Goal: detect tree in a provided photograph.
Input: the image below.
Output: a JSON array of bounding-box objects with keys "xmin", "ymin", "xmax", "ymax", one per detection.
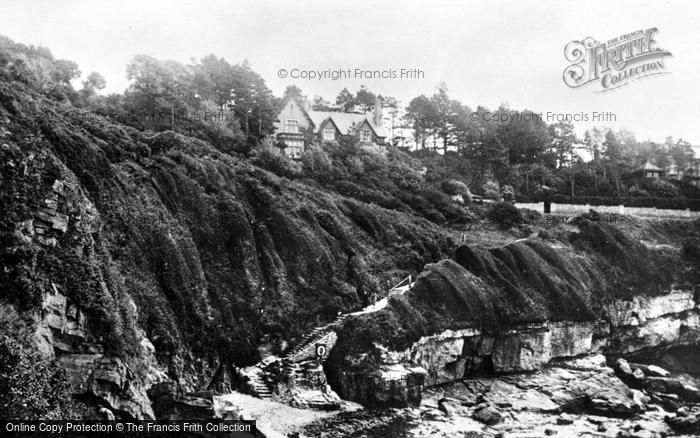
[
  {"xmin": 78, "ymin": 72, "xmax": 107, "ymax": 108},
  {"xmin": 379, "ymin": 96, "xmax": 400, "ymax": 140},
  {"xmin": 405, "ymin": 95, "xmax": 438, "ymax": 148},
  {"xmin": 669, "ymin": 139, "xmax": 695, "ymax": 174},
  {"xmin": 428, "ymin": 83, "xmax": 469, "ymax": 154},
  {"xmin": 311, "ymin": 95, "xmax": 332, "ymax": 111},
  {"xmin": 51, "ymin": 59, "xmax": 80, "ymax": 85},
  {"xmin": 355, "ymin": 85, "xmax": 376, "ymax": 114},
  {"xmin": 283, "ymin": 85, "xmax": 305, "ymax": 102},
  {"xmin": 228, "ymin": 61, "xmax": 276, "ymax": 138},
  {"xmin": 82, "ymin": 72, "xmax": 106, "ymax": 92},
  {"xmin": 497, "ymin": 107, "xmax": 550, "ymax": 167},
  {"xmin": 548, "ymin": 121, "xmax": 577, "ymax": 168},
  {"xmin": 124, "ymin": 55, "xmax": 193, "ymax": 129},
  {"xmin": 602, "ymin": 130, "xmax": 624, "ymax": 195},
  {"xmin": 192, "ymin": 54, "xmax": 236, "ymax": 108},
  {"xmin": 335, "ymin": 88, "xmax": 355, "ymax": 112},
  {"xmin": 457, "ymin": 105, "xmax": 504, "ymax": 187}
]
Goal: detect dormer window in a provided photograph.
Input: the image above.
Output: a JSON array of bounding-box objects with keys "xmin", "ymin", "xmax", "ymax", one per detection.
[
  {"xmin": 323, "ymin": 128, "xmax": 335, "ymax": 141},
  {"xmin": 360, "ymin": 129, "xmax": 371, "ymax": 143}
]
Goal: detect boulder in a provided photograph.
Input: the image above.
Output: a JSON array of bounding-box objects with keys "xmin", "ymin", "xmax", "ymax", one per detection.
[
  {"xmin": 666, "ymin": 406, "xmax": 700, "ymax": 434},
  {"xmin": 337, "ymin": 363, "xmax": 427, "ymax": 408},
  {"xmin": 629, "ymin": 363, "xmax": 671, "ymax": 377},
  {"xmin": 557, "ymin": 413, "xmax": 574, "ymax": 425},
  {"xmin": 614, "ymin": 358, "xmax": 634, "ymax": 376},
  {"xmin": 472, "ymin": 404, "xmax": 503, "ymax": 425}
]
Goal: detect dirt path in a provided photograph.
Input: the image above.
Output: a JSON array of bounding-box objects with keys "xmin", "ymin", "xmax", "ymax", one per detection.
[{"xmin": 215, "ymin": 391, "xmax": 352, "ymax": 436}]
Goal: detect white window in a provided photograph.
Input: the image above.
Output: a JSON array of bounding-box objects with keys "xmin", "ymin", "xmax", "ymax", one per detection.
[
  {"xmin": 285, "ymin": 140, "xmax": 303, "ymax": 159},
  {"xmin": 323, "ymin": 128, "xmax": 335, "ymax": 141},
  {"xmin": 360, "ymin": 129, "xmax": 371, "ymax": 143},
  {"xmin": 285, "ymin": 119, "xmax": 299, "ymax": 133}
]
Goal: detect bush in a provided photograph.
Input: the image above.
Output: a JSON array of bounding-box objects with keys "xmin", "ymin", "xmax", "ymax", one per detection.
[
  {"xmin": 250, "ymin": 143, "xmax": 299, "ymax": 178},
  {"xmin": 501, "ymin": 185, "xmax": 514, "ymax": 202},
  {"xmin": 441, "ymin": 179, "xmax": 471, "ymax": 198},
  {"xmin": 486, "ymin": 201, "xmax": 523, "ymax": 228},
  {"xmin": 682, "ymin": 238, "xmax": 700, "ymax": 262},
  {"xmin": 520, "ymin": 208, "xmax": 542, "ymax": 224},
  {"xmin": 0, "ymin": 303, "xmax": 88, "ymax": 420},
  {"xmin": 483, "ymin": 181, "xmax": 500, "ymax": 200},
  {"xmin": 145, "ymin": 130, "xmax": 188, "ymax": 154},
  {"xmin": 301, "ymin": 145, "xmax": 335, "ymax": 183},
  {"xmin": 649, "ymin": 178, "xmax": 680, "ymax": 198},
  {"xmin": 628, "ymin": 185, "xmax": 650, "ymax": 197}
]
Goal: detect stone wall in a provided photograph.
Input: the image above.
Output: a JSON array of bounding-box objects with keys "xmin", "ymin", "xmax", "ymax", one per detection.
[{"xmin": 515, "ymin": 202, "xmax": 700, "ymax": 218}]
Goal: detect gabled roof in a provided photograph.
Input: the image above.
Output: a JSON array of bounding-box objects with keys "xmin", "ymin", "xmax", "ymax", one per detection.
[
  {"xmin": 279, "ymin": 95, "xmax": 315, "ymax": 126},
  {"xmin": 318, "ymin": 116, "xmax": 341, "ymax": 135},
  {"xmin": 278, "ymin": 95, "xmax": 386, "ymax": 138},
  {"xmin": 636, "ymin": 161, "xmax": 665, "ymax": 172},
  {"xmin": 307, "ymin": 110, "xmax": 386, "ymax": 138}
]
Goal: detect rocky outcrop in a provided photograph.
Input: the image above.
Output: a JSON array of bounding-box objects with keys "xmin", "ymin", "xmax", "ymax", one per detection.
[
  {"xmin": 149, "ymin": 382, "xmax": 216, "ymax": 420},
  {"xmin": 59, "ymin": 355, "xmax": 156, "ymax": 419},
  {"xmin": 332, "ymin": 287, "xmax": 700, "ymax": 407},
  {"xmin": 309, "ymin": 354, "xmax": 687, "ymax": 437},
  {"xmin": 336, "ymin": 364, "xmax": 427, "ymax": 408},
  {"xmin": 607, "ymin": 290, "xmax": 699, "ymax": 355},
  {"xmin": 33, "ymin": 287, "xmax": 169, "ymax": 419},
  {"xmin": 33, "ymin": 283, "xmax": 99, "ymax": 358}
]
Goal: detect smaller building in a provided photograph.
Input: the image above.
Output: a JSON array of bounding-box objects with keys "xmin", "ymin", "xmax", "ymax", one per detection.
[{"xmin": 626, "ymin": 161, "xmax": 667, "ymax": 185}]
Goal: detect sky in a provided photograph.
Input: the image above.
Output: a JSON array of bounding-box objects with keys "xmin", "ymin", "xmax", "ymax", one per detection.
[{"xmin": 1, "ymin": 0, "xmax": 700, "ymax": 149}]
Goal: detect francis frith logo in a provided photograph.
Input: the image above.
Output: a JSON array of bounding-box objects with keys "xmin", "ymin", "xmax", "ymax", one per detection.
[{"xmin": 563, "ymin": 28, "xmax": 672, "ymax": 92}]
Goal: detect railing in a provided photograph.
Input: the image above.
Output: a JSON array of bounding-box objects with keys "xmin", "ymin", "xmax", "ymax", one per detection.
[{"xmin": 389, "ymin": 275, "xmax": 412, "ymax": 292}]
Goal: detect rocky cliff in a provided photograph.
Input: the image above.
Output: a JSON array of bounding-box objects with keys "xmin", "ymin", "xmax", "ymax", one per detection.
[{"xmin": 326, "ymin": 216, "xmax": 700, "ymax": 408}]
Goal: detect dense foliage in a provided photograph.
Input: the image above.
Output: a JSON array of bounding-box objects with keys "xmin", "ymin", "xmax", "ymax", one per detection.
[{"xmin": 0, "ymin": 36, "xmax": 463, "ymax": 399}]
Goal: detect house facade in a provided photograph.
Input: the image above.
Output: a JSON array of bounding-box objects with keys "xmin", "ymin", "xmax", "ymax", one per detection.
[
  {"xmin": 273, "ymin": 96, "xmax": 386, "ymax": 158},
  {"xmin": 686, "ymin": 158, "xmax": 700, "ymax": 187}
]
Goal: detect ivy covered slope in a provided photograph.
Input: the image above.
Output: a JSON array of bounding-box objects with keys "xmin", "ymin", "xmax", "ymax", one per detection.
[
  {"xmin": 0, "ymin": 69, "xmax": 464, "ymax": 392},
  {"xmin": 329, "ymin": 212, "xmax": 700, "ymax": 361}
]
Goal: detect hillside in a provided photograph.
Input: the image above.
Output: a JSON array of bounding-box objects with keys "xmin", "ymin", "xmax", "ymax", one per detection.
[{"xmin": 0, "ymin": 63, "xmax": 471, "ymax": 417}]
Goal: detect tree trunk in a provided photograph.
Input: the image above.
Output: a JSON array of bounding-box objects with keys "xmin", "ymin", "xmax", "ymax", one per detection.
[{"xmin": 570, "ymin": 172, "xmax": 575, "ymax": 196}]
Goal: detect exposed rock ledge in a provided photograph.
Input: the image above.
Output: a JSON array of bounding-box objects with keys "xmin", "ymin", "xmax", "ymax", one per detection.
[
  {"xmin": 33, "ymin": 286, "xmax": 169, "ymax": 419},
  {"xmin": 332, "ymin": 289, "xmax": 700, "ymax": 407}
]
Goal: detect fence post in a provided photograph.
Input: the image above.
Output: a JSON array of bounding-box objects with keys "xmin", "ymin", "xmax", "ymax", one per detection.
[{"xmin": 619, "ymin": 204, "xmax": 624, "ymax": 215}]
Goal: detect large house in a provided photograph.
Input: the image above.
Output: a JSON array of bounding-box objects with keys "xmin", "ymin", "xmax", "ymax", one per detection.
[{"xmin": 273, "ymin": 96, "xmax": 386, "ymax": 159}]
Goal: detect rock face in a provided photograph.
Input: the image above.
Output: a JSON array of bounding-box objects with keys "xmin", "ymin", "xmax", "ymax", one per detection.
[
  {"xmin": 607, "ymin": 290, "xmax": 699, "ymax": 355},
  {"xmin": 59, "ymin": 355, "xmax": 156, "ymax": 419},
  {"xmin": 34, "ymin": 287, "xmax": 168, "ymax": 419},
  {"xmin": 336, "ymin": 364, "xmax": 427, "ymax": 408},
  {"xmin": 326, "ymin": 230, "xmax": 700, "ymax": 408},
  {"xmin": 33, "ymin": 284, "xmax": 98, "ymax": 357},
  {"xmin": 400, "ymin": 321, "xmax": 597, "ymax": 385},
  {"xmin": 337, "ymin": 288, "xmax": 700, "ymax": 407}
]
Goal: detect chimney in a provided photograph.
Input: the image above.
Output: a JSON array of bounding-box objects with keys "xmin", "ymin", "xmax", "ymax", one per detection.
[{"xmin": 372, "ymin": 97, "xmax": 383, "ymax": 127}]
